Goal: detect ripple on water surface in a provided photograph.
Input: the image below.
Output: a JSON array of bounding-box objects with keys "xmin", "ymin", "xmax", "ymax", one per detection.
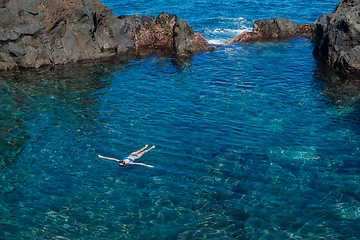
[{"xmin": 1, "ymin": 38, "xmax": 360, "ymax": 239}]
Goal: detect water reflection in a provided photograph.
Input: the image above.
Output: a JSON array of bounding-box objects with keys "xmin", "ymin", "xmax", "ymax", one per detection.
[
  {"xmin": 134, "ymin": 46, "xmax": 194, "ymax": 70},
  {"xmin": 313, "ymin": 63, "xmax": 360, "ymax": 107},
  {"xmin": 313, "ymin": 63, "xmax": 360, "ymax": 136},
  {"xmin": 0, "ymin": 88, "xmax": 30, "ymax": 169},
  {"xmin": 0, "ymin": 51, "xmax": 195, "ymax": 170},
  {"xmin": 1, "ymin": 42, "xmax": 360, "ymax": 239},
  {"xmin": 0, "ymin": 58, "xmax": 120, "ymax": 169}
]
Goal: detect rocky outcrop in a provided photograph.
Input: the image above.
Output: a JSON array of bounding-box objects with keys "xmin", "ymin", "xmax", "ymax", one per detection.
[
  {"xmin": 312, "ymin": 0, "xmax": 360, "ymax": 75},
  {"xmin": 132, "ymin": 12, "xmax": 177, "ymax": 50},
  {"xmin": 0, "ymin": 0, "xmax": 208, "ymax": 71},
  {"xmin": 174, "ymin": 19, "xmax": 209, "ymax": 54},
  {"xmin": 0, "ymin": 0, "xmax": 124, "ymax": 70},
  {"xmin": 118, "ymin": 13, "xmax": 209, "ymax": 55},
  {"xmin": 224, "ymin": 18, "xmax": 313, "ymax": 45}
]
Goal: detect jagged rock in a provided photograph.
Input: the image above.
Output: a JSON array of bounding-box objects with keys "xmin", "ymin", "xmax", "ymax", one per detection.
[
  {"xmin": 296, "ymin": 24, "xmax": 314, "ymax": 40},
  {"xmin": 118, "ymin": 12, "xmax": 177, "ymax": 51},
  {"xmin": 134, "ymin": 12, "xmax": 177, "ymax": 49},
  {"xmin": 0, "ymin": 0, "xmax": 124, "ymax": 70},
  {"xmin": 0, "ymin": 0, "xmax": 208, "ymax": 71},
  {"xmin": 174, "ymin": 19, "xmax": 209, "ymax": 54},
  {"xmin": 0, "ymin": 27, "xmax": 18, "ymax": 41},
  {"xmin": 224, "ymin": 18, "xmax": 313, "ymax": 45},
  {"xmin": 313, "ymin": 0, "xmax": 360, "ymax": 75},
  {"xmin": 120, "ymin": 13, "xmax": 208, "ymax": 54}
]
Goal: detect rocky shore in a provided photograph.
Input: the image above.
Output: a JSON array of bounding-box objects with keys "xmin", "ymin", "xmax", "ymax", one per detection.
[
  {"xmin": 0, "ymin": 0, "xmax": 359, "ymax": 76},
  {"xmin": 312, "ymin": 0, "xmax": 360, "ymax": 75},
  {"xmin": 224, "ymin": 18, "xmax": 313, "ymax": 45},
  {"xmin": 227, "ymin": 0, "xmax": 360, "ymax": 76},
  {"xmin": 0, "ymin": 0, "xmax": 208, "ymax": 71}
]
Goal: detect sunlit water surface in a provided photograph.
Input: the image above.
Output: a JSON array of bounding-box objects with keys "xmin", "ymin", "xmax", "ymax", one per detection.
[{"xmin": 2, "ymin": 0, "xmax": 360, "ymax": 239}]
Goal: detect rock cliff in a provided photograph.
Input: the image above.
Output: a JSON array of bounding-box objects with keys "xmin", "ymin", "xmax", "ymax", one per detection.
[
  {"xmin": 0, "ymin": 0, "xmax": 208, "ymax": 71},
  {"xmin": 313, "ymin": 0, "xmax": 360, "ymax": 75}
]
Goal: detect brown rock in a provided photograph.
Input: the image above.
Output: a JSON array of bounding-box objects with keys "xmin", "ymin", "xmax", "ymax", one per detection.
[
  {"xmin": 0, "ymin": 0, "xmax": 208, "ymax": 71},
  {"xmin": 134, "ymin": 12, "xmax": 177, "ymax": 49},
  {"xmin": 224, "ymin": 18, "xmax": 314, "ymax": 45},
  {"xmin": 295, "ymin": 24, "xmax": 313, "ymax": 39}
]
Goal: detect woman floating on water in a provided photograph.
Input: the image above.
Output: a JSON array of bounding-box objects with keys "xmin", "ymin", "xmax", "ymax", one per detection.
[{"xmin": 98, "ymin": 144, "xmax": 155, "ymax": 168}]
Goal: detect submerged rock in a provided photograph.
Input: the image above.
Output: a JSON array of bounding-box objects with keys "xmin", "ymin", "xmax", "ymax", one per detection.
[
  {"xmin": 224, "ymin": 18, "xmax": 313, "ymax": 45},
  {"xmin": 313, "ymin": 0, "xmax": 360, "ymax": 75},
  {"xmin": 0, "ymin": 0, "xmax": 208, "ymax": 71}
]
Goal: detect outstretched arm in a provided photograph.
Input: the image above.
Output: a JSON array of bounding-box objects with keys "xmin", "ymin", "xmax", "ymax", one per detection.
[
  {"xmin": 129, "ymin": 162, "xmax": 154, "ymax": 168},
  {"xmin": 98, "ymin": 155, "xmax": 121, "ymax": 162}
]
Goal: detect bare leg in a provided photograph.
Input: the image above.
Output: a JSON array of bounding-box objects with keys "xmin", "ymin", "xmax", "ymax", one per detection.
[
  {"xmin": 131, "ymin": 144, "xmax": 148, "ymax": 155},
  {"xmin": 137, "ymin": 146, "xmax": 155, "ymax": 158}
]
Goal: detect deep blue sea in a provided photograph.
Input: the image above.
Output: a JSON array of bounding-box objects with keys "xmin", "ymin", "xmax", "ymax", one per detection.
[{"xmin": 2, "ymin": 0, "xmax": 360, "ymax": 239}]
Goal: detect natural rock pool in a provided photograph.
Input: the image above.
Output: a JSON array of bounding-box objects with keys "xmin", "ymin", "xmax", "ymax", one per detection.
[{"xmin": 1, "ymin": 0, "xmax": 360, "ymax": 239}]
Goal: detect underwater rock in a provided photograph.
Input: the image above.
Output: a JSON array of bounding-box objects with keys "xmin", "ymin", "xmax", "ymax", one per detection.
[
  {"xmin": 313, "ymin": 0, "xmax": 360, "ymax": 75},
  {"xmin": 0, "ymin": 0, "xmax": 208, "ymax": 71},
  {"xmin": 224, "ymin": 18, "xmax": 313, "ymax": 45}
]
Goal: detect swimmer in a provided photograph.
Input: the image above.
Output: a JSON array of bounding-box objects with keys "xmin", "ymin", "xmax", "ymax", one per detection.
[{"xmin": 98, "ymin": 144, "xmax": 155, "ymax": 168}]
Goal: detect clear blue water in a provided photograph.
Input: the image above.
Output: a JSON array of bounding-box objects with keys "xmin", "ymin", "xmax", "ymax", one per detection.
[{"xmin": 2, "ymin": 0, "xmax": 360, "ymax": 239}]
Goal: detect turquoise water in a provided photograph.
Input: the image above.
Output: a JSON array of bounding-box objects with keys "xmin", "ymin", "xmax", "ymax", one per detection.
[{"xmin": 2, "ymin": 0, "xmax": 360, "ymax": 239}]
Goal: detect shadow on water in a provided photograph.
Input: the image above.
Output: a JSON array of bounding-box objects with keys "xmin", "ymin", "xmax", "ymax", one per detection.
[
  {"xmin": 313, "ymin": 62, "xmax": 360, "ymax": 183},
  {"xmin": 313, "ymin": 62, "xmax": 360, "ymax": 133},
  {"xmin": 0, "ymin": 51, "xmax": 194, "ymax": 170},
  {"xmin": 135, "ymin": 46, "xmax": 194, "ymax": 70},
  {"xmin": 313, "ymin": 66, "xmax": 360, "ymax": 107},
  {"xmin": 0, "ymin": 55, "xmax": 126, "ymax": 170}
]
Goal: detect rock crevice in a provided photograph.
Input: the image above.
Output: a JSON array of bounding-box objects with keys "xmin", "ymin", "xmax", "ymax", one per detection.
[
  {"xmin": 0, "ymin": 0, "xmax": 208, "ymax": 71},
  {"xmin": 312, "ymin": 0, "xmax": 360, "ymax": 74},
  {"xmin": 2, "ymin": 0, "xmax": 359, "ymax": 76}
]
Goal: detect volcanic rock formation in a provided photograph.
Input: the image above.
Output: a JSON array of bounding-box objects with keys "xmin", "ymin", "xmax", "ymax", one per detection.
[
  {"xmin": 312, "ymin": 0, "xmax": 360, "ymax": 75},
  {"xmin": 224, "ymin": 18, "xmax": 313, "ymax": 45},
  {"xmin": 0, "ymin": 0, "xmax": 208, "ymax": 71}
]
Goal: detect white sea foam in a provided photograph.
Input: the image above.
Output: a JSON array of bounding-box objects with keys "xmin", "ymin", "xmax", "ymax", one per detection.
[
  {"xmin": 222, "ymin": 17, "xmax": 246, "ymax": 21},
  {"xmin": 210, "ymin": 28, "xmax": 247, "ymax": 35},
  {"xmin": 202, "ymin": 16, "xmax": 253, "ymax": 44},
  {"xmin": 208, "ymin": 39, "xmax": 228, "ymax": 45},
  {"xmin": 206, "ymin": 27, "xmax": 252, "ymax": 44}
]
